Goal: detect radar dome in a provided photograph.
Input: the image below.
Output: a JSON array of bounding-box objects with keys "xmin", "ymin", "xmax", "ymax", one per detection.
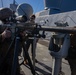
[{"xmin": 16, "ymin": 3, "xmax": 33, "ymax": 19}]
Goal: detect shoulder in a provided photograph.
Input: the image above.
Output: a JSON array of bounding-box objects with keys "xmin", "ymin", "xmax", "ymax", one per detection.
[{"xmin": 0, "ymin": 34, "xmax": 2, "ymax": 42}]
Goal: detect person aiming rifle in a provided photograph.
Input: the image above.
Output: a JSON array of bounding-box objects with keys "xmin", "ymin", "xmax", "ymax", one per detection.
[
  {"xmin": 65, "ymin": 32, "xmax": 76, "ymax": 75},
  {"xmin": 23, "ymin": 14, "xmax": 38, "ymax": 64},
  {"xmin": 0, "ymin": 7, "xmax": 26, "ymax": 75}
]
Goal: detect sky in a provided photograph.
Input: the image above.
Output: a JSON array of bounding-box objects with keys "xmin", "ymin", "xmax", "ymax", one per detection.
[{"xmin": 0, "ymin": 0, "xmax": 44, "ymax": 13}]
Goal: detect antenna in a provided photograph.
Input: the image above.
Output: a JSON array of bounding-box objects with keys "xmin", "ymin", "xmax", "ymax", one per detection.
[
  {"xmin": 13, "ymin": 0, "xmax": 15, "ymax": 4},
  {"xmin": 10, "ymin": 0, "xmax": 18, "ymax": 11},
  {"xmin": 1, "ymin": 0, "xmax": 3, "ymax": 7}
]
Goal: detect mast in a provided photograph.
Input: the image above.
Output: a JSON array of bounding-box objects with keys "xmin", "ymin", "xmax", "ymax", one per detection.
[
  {"xmin": 13, "ymin": 0, "xmax": 15, "ymax": 5},
  {"xmin": 1, "ymin": 0, "xmax": 3, "ymax": 7},
  {"xmin": 13, "ymin": 0, "xmax": 16, "ymax": 5},
  {"xmin": 10, "ymin": 0, "xmax": 18, "ymax": 12}
]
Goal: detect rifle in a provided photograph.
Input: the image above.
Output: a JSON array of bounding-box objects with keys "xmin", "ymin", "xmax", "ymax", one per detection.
[{"xmin": 0, "ymin": 21, "xmax": 76, "ymax": 75}]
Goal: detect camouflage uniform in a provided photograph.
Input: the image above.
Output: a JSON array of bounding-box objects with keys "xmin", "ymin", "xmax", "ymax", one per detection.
[
  {"xmin": 0, "ymin": 7, "xmax": 24, "ymax": 75},
  {"xmin": 0, "ymin": 29, "xmax": 21, "ymax": 75},
  {"xmin": 66, "ymin": 34, "xmax": 76, "ymax": 75}
]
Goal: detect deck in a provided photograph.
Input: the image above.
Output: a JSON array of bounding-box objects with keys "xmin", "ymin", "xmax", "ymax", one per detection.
[{"xmin": 19, "ymin": 39, "xmax": 71, "ymax": 75}]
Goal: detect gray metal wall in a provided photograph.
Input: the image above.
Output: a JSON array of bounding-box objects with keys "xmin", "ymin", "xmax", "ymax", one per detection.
[{"xmin": 44, "ymin": 0, "xmax": 76, "ymax": 14}]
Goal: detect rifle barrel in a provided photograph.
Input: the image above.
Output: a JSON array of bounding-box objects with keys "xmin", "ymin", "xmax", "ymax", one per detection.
[
  {"xmin": 38, "ymin": 26, "xmax": 76, "ymax": 34},
  {"xmin": 1, "ymin": 23, "xmax": 76, "ymax": 34}
]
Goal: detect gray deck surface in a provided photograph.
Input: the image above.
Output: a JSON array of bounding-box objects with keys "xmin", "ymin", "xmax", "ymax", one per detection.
[{"xmin": 19, "ymin": 39, "xmax": 71, "ymax": 75}]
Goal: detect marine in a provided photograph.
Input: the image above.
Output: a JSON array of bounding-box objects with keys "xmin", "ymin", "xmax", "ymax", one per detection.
[{"xmin": 66, "ymin": 33, "xmax": 76, "ymax": 75}]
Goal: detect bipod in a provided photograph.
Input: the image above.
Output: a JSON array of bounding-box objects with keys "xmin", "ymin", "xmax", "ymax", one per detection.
[{"xmin": 11, "ymin": 27, "xmax": 35, "ymax": 75}]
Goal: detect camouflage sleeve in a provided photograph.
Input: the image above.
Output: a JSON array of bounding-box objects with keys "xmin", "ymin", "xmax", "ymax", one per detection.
[
  {"xmin": 0, "ymin": 25, "xmax": 2, "ymax": 41},
  {"xmin": 0, "ymin": 34, "xmax": 2, "ymax": 43}
]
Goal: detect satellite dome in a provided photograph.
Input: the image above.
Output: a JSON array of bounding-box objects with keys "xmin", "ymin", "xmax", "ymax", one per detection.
[{"xmin": 16, "ymin": 3, "xmax": 33, "ymax": 19}]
